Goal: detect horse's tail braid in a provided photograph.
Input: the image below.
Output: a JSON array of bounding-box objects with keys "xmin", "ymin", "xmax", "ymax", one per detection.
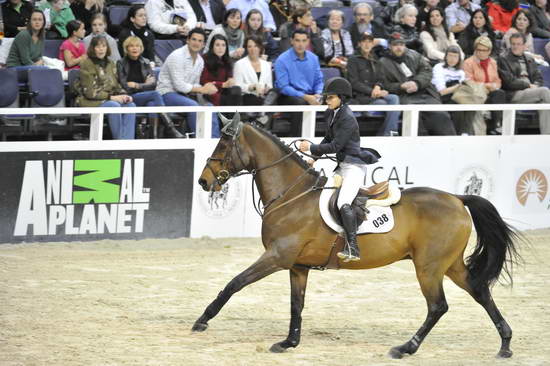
[{"xmin": 457, "ymin": 195, "xmax": 523, "ymax": 293}]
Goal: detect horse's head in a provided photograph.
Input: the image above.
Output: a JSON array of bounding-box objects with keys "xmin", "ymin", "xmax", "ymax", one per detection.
[{"xmin": 198, "ymin": 113, "xmax": 252, "ymax": 192}]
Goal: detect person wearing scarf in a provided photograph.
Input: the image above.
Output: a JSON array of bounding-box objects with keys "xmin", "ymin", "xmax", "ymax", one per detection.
[
  {"xmin": 118, "ymin": 5, "xmax": 156, "ymax": 63},
  {"xmin": 205, "ymin": 8, "xmax": 245, "ymax": 60},
  {"xmin": 463, "ymin": 36, "xmax": 505, "ymax": 134}
]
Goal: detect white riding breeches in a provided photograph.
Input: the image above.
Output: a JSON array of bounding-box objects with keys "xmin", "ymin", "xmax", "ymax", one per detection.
[{"xmin": 335, "ymin": 162, "xmax": 368, "ymax": 209}]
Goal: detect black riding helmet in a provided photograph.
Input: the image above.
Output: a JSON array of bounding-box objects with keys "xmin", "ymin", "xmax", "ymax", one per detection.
[{"xmin": 322, "ymin": 77, "xmax": 352, "ymax": 104}]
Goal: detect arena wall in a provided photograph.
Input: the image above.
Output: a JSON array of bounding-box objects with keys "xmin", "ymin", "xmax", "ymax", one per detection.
[{"xmin": 1, "ymin": 135, "xmax": 549, "ymax": 243}]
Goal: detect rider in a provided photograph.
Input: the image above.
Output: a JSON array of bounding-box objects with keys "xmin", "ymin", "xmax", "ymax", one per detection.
[{"xmin": 299, "ymin": 77, "xmax": 377, "ymax": 262}]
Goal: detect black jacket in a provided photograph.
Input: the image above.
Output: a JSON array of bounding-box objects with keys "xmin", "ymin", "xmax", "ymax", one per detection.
[
  {"xmin": 278, "ymin": 22, "xmax": 324, "ymax": 60},
  {"xmin": 380, "ymin": 49, "xmax": 441, "ymax": 104},
  {"xmin": 346, "ymin": 53, "xmax": 385, "ymax": 103},
  {"xmin": 457, "ymin": 27, "xmax": 500, "ymax": 58},
  {"xmin": 118, "ymin": 24, "xmax": 156, "ymax": 62},
  {"xmin": 188, "ymin": 0, "xmax": 226, "ymax": 27},
  {"xmin": 1, "ymin": 1, "xmax": 34, "ymax": 38},
  {"xmin": 116, "ymin": 56, "xmax": 157, "ymax": 94},
  {"xmin": 497, "ymin": 50, "xmax": 543, "ymax": 101},
  {"xmin": 390, "ymin": 24, "xmax": 424, "ymax": 55},
  {"xmin": 310, "ymin": 104, "xmax": 364, "ymax": 164},
  {"xmin": 528, "ymin": 5, "xmax": 550, "ymax": 38}
]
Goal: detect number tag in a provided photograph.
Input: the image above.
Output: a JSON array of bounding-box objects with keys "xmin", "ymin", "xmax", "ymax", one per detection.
[{"xmin": 372, "ymin": 214, "xmax": 389, "ymax": 228}]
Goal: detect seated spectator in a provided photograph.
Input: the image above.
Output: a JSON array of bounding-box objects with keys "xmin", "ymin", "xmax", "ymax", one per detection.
[
  {"xmin": 38, "ymin": 0, "xmax": 76, "ymax": 39},
  {"xmin": 70, "ymin": 0, "xmax": 108, "ymax": 35},
  {"xmin": 1, "ymin": 0, "xmax": 34, "ymax": 38},
  {"xmin": 347, "ymin": 34, "xmax": 400, "ymax": 136},
  {"xmin": 321, "ymin": 9, "xmax": 353, "ymax": 69},
  {"xmin": 117, "ymin": 36, "xmax": 184, "ymax": 138},
  {"xmin": 118, "ymin": 5, "xmax": 156, "ymax": 65},
  {"xmin": 349, "ymin": 2, "xmax": 387, "ymax": 51},
  {"xmin": 156, "ymin": 28, "xmax": 221, "ymax": 138},
  {"xmin": 6, "ymin": 10, "xmax": 46, "ymax": 75},
  {"xmin": 420, "ymin": 8, "xmax": 462, "ymax": 64},
  {"xmin": 486, "ymin": 0, "xmax": 520, "ymax": 34},
  {"xmin": 83, "ymin": 13, "xmax": 121, "ymax": 62},
  {"xmin": 226, "ymin": 0, "xmax": 276, "ymax": 32},
  {"xmin": 188, "ymin": 0, "xmax": 226, "ymax": 32},
  {"xmin": 278, "ymin": 6, "xmax": 324, "ymax": 58},
  {"xmin": 274, "ymin": 29, "xmax": 324, "ymax": 136},
  {"xmin": 201, "ymin": 34, "xmax": 241, "ymax": 106},
  {"xmin": 145, "ymin": 0, "xmax": 197, "ymax": 39},
  {"xmin": 58, "ymin": 20, "xmax": 86, "ymax": 70},
  {"xmin": 391, "ymin": 4, "xmax": 424, "ymax": 55},
  {"xmin": 77, "ymin": 36, "xmax": 136, "ymax": 139},
  {"xmin": 463, "ymin": 36, "xmax": 506, "ymax": 134},
  {"xmin": 528, "ymin": 0, "xmax": 550, "ymax": 38},
  {"xmin": 234, "ymin": 35, "xmax": 273, "ymax": 106},
  {"xmin": 502, "ymin": 9, "xmax": 547, "ymax": 64},
  {"xmin": 431, "ymin": 45, "xmax": 484, "ymax": 134},
  {"xmin": 243, "ymin": 9, "xmax": 278, "ymax": 60},
  {"xmin": 445, "ymin": 0, "xmax": 481, "ymax": 37},
  {"xmin": 375, "ymin": 0, "xmax": 416, "ymax": 38},
  {"xmin": 416, "ymin": 0, "xmax": 442, "ymax": 31},
  {"xmin": 458, "ymin": 9, "xmax": 499, "ymax": 58},
  {"xmin": 380, "ymin": 32, "xmax": 456, "ymax": 136},
  {"xmin": 205, "ymin": 8, "xmax": 245, "ymax": 59},
  {"xmin": 498, "ymin": 32, "xmax": 550, "ymax": 134}
]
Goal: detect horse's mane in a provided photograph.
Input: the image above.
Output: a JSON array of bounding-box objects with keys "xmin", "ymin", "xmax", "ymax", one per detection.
[{"xmin": 249, "ymin": 123, "xmax": 319, "ymax": 177}]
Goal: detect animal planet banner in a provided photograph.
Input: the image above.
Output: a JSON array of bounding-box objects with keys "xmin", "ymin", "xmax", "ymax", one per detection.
[{"xmin": 0, "ymin": 150, "xmax": 194, "ymax": 244}]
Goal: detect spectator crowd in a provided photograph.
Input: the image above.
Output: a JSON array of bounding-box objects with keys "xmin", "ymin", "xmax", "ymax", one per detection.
[{"xmin": 1, "ymin": 0, "xmax": 550, "ymax": 139}]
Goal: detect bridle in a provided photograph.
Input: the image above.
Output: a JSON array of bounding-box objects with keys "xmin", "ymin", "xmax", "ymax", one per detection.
[{"xmin": 204, "ymin": 126, "xmax": 323, "ymax": 217}]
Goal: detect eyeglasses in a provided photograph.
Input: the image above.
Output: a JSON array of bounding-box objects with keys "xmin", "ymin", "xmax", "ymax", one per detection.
[{"xmin": 355, "ymin": 13, "xmax": 371, "ymax": 16}]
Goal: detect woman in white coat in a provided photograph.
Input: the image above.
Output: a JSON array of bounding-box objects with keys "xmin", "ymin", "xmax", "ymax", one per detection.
[{"xmin": 233, "ymin": 35, "xmax": 273, "ymax": 105}]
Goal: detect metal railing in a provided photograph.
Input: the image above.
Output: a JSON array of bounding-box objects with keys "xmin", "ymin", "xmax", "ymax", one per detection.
[{"xmin": 1, "ymin": 103, "xmax": 548, "ymax": 140}]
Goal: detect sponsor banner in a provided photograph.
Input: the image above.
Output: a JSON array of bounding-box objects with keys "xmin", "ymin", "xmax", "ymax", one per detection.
[{"xmin": 0, "ymin": 150, "xmax": 194, "ymax": 243}]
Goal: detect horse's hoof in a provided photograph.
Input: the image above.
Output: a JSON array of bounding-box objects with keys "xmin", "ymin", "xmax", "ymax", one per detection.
[
  {"xmin": 191, "ymin": 322, "xmax": 208, "ymax": 332},
  {"xmin": 269, "ymin": 342, "xmax": 288, "ymax": 353},
  {"xmin": 497, "ymin": 349, "xmax": 513, "ymax": 358},
  {"xmin": 388, "ymin": 347, "xmax": 404, "ymax": 359}
]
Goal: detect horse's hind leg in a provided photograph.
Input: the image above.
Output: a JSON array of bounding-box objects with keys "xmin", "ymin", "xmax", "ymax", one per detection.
[
  {"xmin": 446, "ymin": 260, "xmax": 513, "ymax": 358},
  {"xmin": 389, "ymin": 268, "xmax": 448, "ymax": 359},
  {"xmin": 192, "ymin": 251, "xmax": 283, "ymax": 332},
  {"xmin": 270, "ymin": 266, "xmax": 309, "ymax": 353}
]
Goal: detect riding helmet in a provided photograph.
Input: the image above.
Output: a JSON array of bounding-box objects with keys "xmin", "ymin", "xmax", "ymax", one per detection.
[{"xmin": 322, "ymin": 77, "xmax": 353, "ymax": 98}]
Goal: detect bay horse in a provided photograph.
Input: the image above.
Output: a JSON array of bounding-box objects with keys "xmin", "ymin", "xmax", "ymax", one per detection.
[{"xmin": 193, "ymin": 114, "xmax": 522, "ymax": 358}]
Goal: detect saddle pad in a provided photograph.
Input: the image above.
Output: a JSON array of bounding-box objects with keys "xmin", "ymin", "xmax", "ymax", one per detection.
[{"xmin": 319, "ymin": 176, "xmax": 395, "ymax": 235}]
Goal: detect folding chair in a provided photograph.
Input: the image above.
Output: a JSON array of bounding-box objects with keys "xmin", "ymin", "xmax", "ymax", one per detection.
[{"xmin": 27, "ymin": 68, "xmax": 73, "ymax": 140}]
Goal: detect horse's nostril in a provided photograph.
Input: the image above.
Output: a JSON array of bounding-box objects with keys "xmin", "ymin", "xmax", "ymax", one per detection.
[{"xmin": 198, "ymin": 178, "xmax": 207, "ymax": 188}]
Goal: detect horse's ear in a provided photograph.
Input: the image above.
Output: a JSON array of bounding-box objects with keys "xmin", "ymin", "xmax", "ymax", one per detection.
[
  {"xmin": 218, "ymin": 113, "xmax": 231, "ymax": 126},
  {"xmin": 231, "ymin": 112, "xmax": 241, "ymax": 128}
]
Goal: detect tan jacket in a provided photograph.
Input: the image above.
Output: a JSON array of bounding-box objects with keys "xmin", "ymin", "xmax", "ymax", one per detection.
[
  {"xmin": 463, "ymin": 56, "xmax": 502, "ymax": 89},
  {"xmin": 77, "ymin": 58, "xmax": 126, "ymax": 107}
]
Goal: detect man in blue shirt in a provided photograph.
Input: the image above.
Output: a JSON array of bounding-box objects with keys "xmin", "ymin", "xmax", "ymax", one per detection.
[
  {"xmin": 226, "ymin": 0, "xmax": 276, "ymax": 31},
  {"xmin": 275, "ymin": 29, "xmax": 324, "ymax": 136}
]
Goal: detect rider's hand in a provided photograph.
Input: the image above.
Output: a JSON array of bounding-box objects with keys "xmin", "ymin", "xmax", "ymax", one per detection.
[
  {"xmin": 307, "ymin": 159, "xmax": 315, "ymax": 167},
  {"xmin": 298, "ymin": 141, "xmax": 311, "ymax": 152}
]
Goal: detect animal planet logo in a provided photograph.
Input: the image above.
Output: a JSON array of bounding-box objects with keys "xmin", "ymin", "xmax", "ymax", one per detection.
[
  {"xmin": 455, "ymin": 166, "xmax": 493, "ymax": 199},
  {"xmin": 199, "ymin": 180, "xmax": 241, "ymax": 218},
  {"xmin": 14, "ymin": 159, "xmax": 150, "ymax": 236},
  {"xmin": 516, "ymin": 169, "xmax": 548, "ymax": 206}
]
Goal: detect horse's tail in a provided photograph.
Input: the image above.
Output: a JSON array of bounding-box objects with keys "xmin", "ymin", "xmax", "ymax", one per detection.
[{"xmin": 457, "ymin": 194, "xmax": 523, "ymax": 293}]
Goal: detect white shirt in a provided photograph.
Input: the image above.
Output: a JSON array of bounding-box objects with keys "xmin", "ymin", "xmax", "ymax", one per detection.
[{"xmin": 157, "ymin": 45, "xmax": 204, "ymax": 95}]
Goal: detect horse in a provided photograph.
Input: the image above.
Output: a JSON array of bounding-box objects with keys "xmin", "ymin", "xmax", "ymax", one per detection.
[{"xmin": 193, "ymin": 113, "xmax": 522, "ymax": 358}]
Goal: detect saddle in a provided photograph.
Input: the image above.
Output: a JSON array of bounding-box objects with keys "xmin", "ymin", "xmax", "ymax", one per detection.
[{"xmin": 328, "ymin": 178, "xmax": 390, "ymax": 226}]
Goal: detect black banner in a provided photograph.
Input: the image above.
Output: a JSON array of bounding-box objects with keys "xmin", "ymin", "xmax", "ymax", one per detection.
[{"xmin": 0, "ymin": 149, "xmax": 194, "ymax": 243}]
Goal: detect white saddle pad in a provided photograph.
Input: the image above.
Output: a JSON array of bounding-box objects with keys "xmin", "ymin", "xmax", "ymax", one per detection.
[{"xmin": 319, "ymin": 176, "xmax": 397, "ymax": 235}]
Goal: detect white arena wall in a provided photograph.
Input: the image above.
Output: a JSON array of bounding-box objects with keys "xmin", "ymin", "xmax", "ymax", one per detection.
[{"xmin": 2, "ymin": 134, "xmax": 548, "ymax": 244}]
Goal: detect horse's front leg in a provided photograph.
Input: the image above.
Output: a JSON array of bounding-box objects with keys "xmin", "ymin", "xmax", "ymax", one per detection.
[
  {"xmin": 192, "ymin": 250, "xmax": 282, "ymax": 332},
  {"xmin": 269, "ymin": 266, "xmax": 310, "ymax": 353}
]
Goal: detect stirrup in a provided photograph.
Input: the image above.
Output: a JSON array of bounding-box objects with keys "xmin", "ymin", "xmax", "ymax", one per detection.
[{"xmin": 336, "ymin": 242, "xmax": 360, "ymax": 262}]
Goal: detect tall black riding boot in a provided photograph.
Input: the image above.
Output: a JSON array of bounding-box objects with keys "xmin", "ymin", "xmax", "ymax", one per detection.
[
  {"xmin": 337, "ymin": 204, "xmax": 361, "ymax": 262},
  {"xmin": 160, "ymin": 113, "xmax": 185, "ymax": 138}
]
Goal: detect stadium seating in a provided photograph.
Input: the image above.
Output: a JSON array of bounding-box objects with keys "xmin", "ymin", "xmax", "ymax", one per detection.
[
  {"xmin": 154, "ymin": 39, "xmax": 184, "ymax": 62},
  {"xmin": 0, "ymin": 68, "xmax": 27, "ymax": 140}
]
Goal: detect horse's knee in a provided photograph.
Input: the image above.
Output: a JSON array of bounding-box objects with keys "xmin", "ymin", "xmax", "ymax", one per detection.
[{"xmin": 430, "ymin": 300, "xmax": 448, "ymax": 318}]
